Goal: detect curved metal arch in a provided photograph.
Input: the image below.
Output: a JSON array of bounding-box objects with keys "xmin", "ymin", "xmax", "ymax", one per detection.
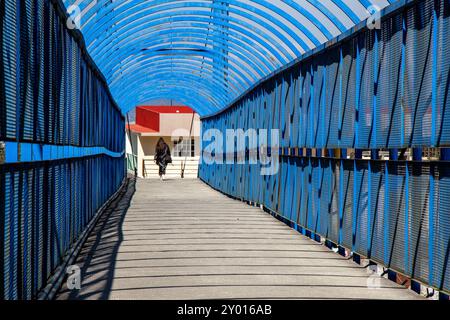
[
  {"xmin": 91, "ymin": 22, "xmax": 284, "ymax": 73},
  {"xmin": 119, "ymin": 84, "xmax": 223, "ymax": 112},
  {"xmin": 134, "ymin": 91, "xmax": 215, "ymax": 115},
  {"xmin": 133, "ymin": 90, "xmax": 216, "ymax": 115},
  {"xmin": 109, "ymin": 61, "xmax": 242, "ymax": 98},
  {"xmin": 62, "ymin": 0, "xmax": 396, "ymax": 115},
  {"xmin": 119, "ymin": 83, "xmax": 223, "ymax": 114},
  {"xmin": 83, "ymin": 1, "xmax": 311, "ymax": 52},
  {"xmin": 107, "ymin": 50, "xmax": 261, "ymax": 95},
  {"xmin": 79, "ymin": 0, "xmax": 323, "ymax": 49},
  {"xmin": 103, "ymin": 38, "xmax": 269, "ymax": 83},
  {"xmin": 74, "ymin": 0, "xmax": 368, "ymax": 46},
  {"xmin": 107, "ymin": 55, "xmax": 244, "ymax": 90},
  {"xmin": 110, "ymin": 49, "xmax": 253, "ymax": 92},
  {"xmin": 114, "ymin": 69, "xmax": 233, "ymax": 106},
  {"xmin": 87, "ymin": 13, "xmax": 297, "ymax": 64},
  {"xmin": 109, "ymin": 55, "xmax": 247, "ymax": 95},
  {"xmin": 115, "ymin": 70, "xmax": 229, "ymax": 97},
  {"xmin": 116, "ymin": 74, "xmax": 229, "ymax": 106},
  {"xmin": 97, "ymin": 29, "xmax": 274, "ymax": 74}
]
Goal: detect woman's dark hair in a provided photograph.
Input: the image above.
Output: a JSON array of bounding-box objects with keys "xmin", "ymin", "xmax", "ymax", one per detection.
[{"xmin": 156, "ymin": 138, "xmax": 166, "ymax": 154}]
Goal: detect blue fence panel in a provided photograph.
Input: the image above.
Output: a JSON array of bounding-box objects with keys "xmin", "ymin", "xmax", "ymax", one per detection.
[
  {"xmin": 370, "ymin": 161, "xmax": 385, "ymax": 264},
  {"xmin": 0, "ymin": 0, "xmax": 125, "ymax": 300},
  {"xmin": 437, "ymin": 1, "xmax": 450, "ymax": 146},
  {"xmin": 301, "ymin": 64, "xmax": 311, "ymax": 147},
  {"xmin": 404, "ymin": 1, "xmax": 434, "ymax": 147},
  {"xmin": 357, "ymin": 30, "xmax": 375, "ymax": 148},
  {"xmin": 341, "ymin": 160, "xmax": 354, "ymax": 250},
  {"xmin": 377, "ymin": 14, "xmax": 404, "ymax": 148},
  {"xmin": 341, "ymin": 40, "xmax": 356, "ymax": 148},
  {"xmin": 434, "ymin": 163, "xmax": 450, "ymax": 291},
  {"xmin": 0, "ymin": 156, "xmax": 124, "ymax": 299},
  {"xmin": 199, "ymin": 0, "xmax": 450, "ymax": 294},
  {"xmin": 1, "ymin": 1, "xmax": 18, "ymax": 140},
  {"xmin": 408, "ymin": 162, "xmax": 430, "ymax": 283},
  {"xmin": 385, "ymin": 162, "xmax": 407, "ymax": 274},
  {"xmin": 354, "ymin": 161, "xmax": 369, "ymax": 257},
  {"xmin": 299, "ymin": 157, "xmax": 310, "ymax": 228},
  {"xmin": 313, "ymin": 57, "xmax": 325, "ymax": 148},
  {"xmin": 325, "ymin": 48, "xmax": 340, "ymax": 148}
]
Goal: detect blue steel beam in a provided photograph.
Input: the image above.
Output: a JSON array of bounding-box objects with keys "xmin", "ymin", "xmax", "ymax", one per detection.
[
  {"xmin": 79, "ymin": 0, "xmax": 324, "ymax": 46},
  {"xmin": 109, "ymin": 60, "xmax": 242, "ymax": 94},
  {"xmin": 110, "ymin": 66, "xmax": 239, "ymax": 104},
  {"xmin": 89, "ymin": 15, "xmax": 295, "ymax": 69},
  {"xmin": 123, "ymin": 73, "xmax": 232, "ymax": 104},
  {"xmin": 61, "ymin": 0, "xmax": 394, "ymax": 115},
  {"xmin": 84, "ymin": 2, "xmax": 310, "ymax": 53},
  {"xmin": 105, "ymin": 43, "xmax": 264, "ymax": 86},
  {"xmin": 99, "ymin": 32, "xmax": 273, "ymax": 78}
]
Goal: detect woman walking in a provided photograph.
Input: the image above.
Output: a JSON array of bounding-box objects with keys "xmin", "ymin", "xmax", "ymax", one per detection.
[{"xmin": 154, "ymin": 138, "xmax": 172, "ymax": 181}]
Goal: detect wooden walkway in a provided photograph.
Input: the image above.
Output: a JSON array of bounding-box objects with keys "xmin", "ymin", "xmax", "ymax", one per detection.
[{"xmin": 57, "ymin": 178, "xmax": 422, "ymax": 300}]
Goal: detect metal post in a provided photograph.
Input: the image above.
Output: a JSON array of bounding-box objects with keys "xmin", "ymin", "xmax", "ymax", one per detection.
[
  {"xmin": 339, "ymin": 47, "xmax": 343, "ymax": 148},
  {"xmin": 431, "ymin": 4, "xmax": 438, "ymax": 147},
  {"xmin": 389, "ymin": 148, "xmax": 399, "ymax": 161},
  {"xmin": 413, "ymin": 148, "xmax": 422, "ymax": 161},
  {"xmin": 373, "ymin": 29, "xmax": 379, "ymax": 149},
  {"xmin": 355, "ymin": 37, "xmax": 361, "ymax": 148},
  {"xmin": 401, "ymin": 14, "xmax": 406, "ymax": 147},
  {"xmin": 310, "ymin": 64, "xmax": 314, "ymax": 148}
]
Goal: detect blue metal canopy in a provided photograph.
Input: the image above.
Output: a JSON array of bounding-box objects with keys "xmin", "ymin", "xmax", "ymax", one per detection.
[{"xmin": 62, "ymin": 0, "xmax": 396, "ymax": 116}]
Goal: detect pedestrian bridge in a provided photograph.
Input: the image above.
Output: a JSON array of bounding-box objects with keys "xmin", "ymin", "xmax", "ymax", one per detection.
[
  {"xmin": 0, "ymin": 0, "xmax": 449, "ymax": 300},
  {"xmin": 56, "ymin": 178, "xmax": 419, "ymax": 300}
]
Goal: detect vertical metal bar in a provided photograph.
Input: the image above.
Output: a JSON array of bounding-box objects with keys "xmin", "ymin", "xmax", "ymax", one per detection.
[
  {"xmin": 317, "ymin": 159, "xmax": 322, "ymax": 234},
  {"xmin": 339, "ymin": 158, "xmax": 344, "ymax": 245},
  {"xmin": 15, "ymin": 0, "xmax": 21, "ymax": 143},
  {"xmin": 355, "ymin": 36, "xmax": 361, "ymax": 148},
  {"xmin": 352, "ymin": 157, "xmax": 358, "ymax": 252},
  {"xmin": 289, "ymin": 72, "xmax": 294, "ymax": 148},
  {"xmin": 339, "ymin": 46, "xmax": 343, "ymax": 148},
  {"xmin": 373, "ymin": 29, "xmax": 379, "ymax": 149},
  {"xmin": 401, "ymin": 14, "xmax": 406, "ymax": 147},
  {"xmin": 307, "ymin": 156, "xmax": 312, "ymax": 230},
  {"xmin": 384, "ymin": 161, "xmax": 389, "ymax": 264},
  {"xmin": 429, "ymin": 162, "xmax": 435, "ymax": 287},
  {"xmin": 310, "ymin": 64, "xmax": 314, "ymax": 148},
  {"xmin": 431, "ymin": 3, "xmax": 438, "ymax": 147},
  {"xmin": 322, "ymin": 63, "xmax": 327, "ymax": 148},
  {"xmin": 368, "ymin": 159, "xmax": 372, "ymax": 256},
  {"xmin": 0, "ymin": 168, "xmax": 4, "ymax": 299},
  {"xmin": 405, "ymin": 160, "xmax": 409, "ymax": 274}
]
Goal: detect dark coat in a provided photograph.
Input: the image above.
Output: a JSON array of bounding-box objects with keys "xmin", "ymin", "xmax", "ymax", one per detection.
[{"xmin": 155, "ymin": 143, "xmax": 172, "ymax": 167}]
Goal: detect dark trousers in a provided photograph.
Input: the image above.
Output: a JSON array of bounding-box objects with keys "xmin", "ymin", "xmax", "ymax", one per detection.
[{"xmin": 158, "ymin": 163, "xmax": 167, "ymax": 176}]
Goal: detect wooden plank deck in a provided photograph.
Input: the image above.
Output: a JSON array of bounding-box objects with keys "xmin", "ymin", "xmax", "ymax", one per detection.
[{"xmin": 57, "ymin": 178, "xmax": 422, "ymax": 300}]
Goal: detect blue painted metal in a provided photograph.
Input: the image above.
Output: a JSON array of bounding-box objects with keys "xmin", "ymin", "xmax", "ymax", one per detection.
[
  {"xmin": 4, "ymin": 143, "xmax": 124, "ymax": 164},
  {"xmin": 199, "ymin": 0, "xmax": 450, "ymax": 295},
  {"xmin": 355, "ymin": 38, "xmax": 361, "ymax": 148},
  {"xmin": 400, "ymin": 14, "xmax": 406, "ymax": 147},
  {"xmin": 404, "ymin": 160, "xmax": 409, "ymax": 274},
  {"xmin": 431, "ymin": 5, "xmax": 438, "ymax": 147},
  {"xmin": 0, "ymin": 0, "xmax": 126, "ymax": 299},
  {"xmin": 60, "ymin": 0, "xmax": 395, "ymax": 115}
]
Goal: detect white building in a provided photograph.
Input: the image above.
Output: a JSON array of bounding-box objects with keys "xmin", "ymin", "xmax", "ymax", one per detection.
[{"xmin": 126, "ymin": 106, "xmax": 201, "ymax": 179}]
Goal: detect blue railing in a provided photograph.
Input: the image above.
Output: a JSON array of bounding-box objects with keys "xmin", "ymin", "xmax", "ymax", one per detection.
[
  {"xmin": 200, "ymin": 0, "xmax": 450, "ymax": 294},
  {"xmin": 0, "ymin": 0, "xmax": 125, "ymax": 299}
]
